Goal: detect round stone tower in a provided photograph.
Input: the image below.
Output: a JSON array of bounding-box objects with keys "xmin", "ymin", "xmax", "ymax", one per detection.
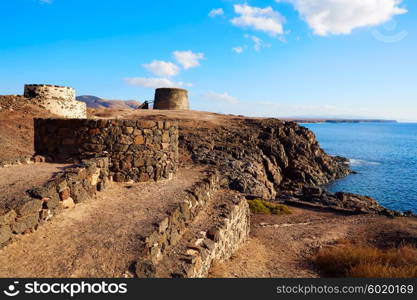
[
  {"xmin": 23, "ymin": 84, "xmax": 86, "ymax": 119},
  {"xmin": 153, "ymin": 88, "xmax": 189, "ymax": 110},
  {"xmin": 24, "ymin": 84, "xmax": 76, "ymax": 101}
]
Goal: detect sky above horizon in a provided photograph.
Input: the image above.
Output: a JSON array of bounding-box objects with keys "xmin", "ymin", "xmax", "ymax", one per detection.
[{"xmin": 1, "ymin": 0, "xmax": 416, "ymax": 121}]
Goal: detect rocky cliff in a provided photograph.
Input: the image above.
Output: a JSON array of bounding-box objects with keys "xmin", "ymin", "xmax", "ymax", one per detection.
[{"xmin": 180, "ymin": 118, "xmax": 349, "ymax": 199}]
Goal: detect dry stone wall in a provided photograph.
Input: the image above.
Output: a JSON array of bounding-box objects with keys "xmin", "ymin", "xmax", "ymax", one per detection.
[
  {"xmin": 138, "ymin": 172, "xmax": 221, "ymax": 269},
  {"xmin": 34, "ymin": 119, "xmax": 179, "ymax": 183},
  {"xmin": 180, "ymin": 197, "xmax": 250, "ymax": 278},
  {"xmin": 0, "ymin": 155, "xmax": 46, "ymax": 168},
  {"xmin": 135, "ymin": 171, "xmax": 251, "ymax": 278},
  {"xmin": 0, "ymin": 157, "xmax": 110, "ymax": 249}
]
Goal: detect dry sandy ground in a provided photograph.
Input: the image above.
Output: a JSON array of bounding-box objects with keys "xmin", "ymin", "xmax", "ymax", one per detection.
[
  {"xmin": 0, "ymin": 167, "xmax": 204, "ymax": 278},
  {"xmin": 0, "ymin": 96, "xmax": 56, "ymax": 160},
  {"xmin": 0, "ymin": 163, "xmax": 70, "ymax": 213},
  {"xmin": 209, "ymin": 206, "xmax": 417, "ymax": 278}
]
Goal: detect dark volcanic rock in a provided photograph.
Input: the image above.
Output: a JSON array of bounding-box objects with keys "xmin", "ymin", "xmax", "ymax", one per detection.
[
  {"xmin": 180, "ymin": 119, "xmax": 350, "ymax": 200},
  {"xmin": 279, "ymin": 186, "xmax": 403, "ymax": 216}
]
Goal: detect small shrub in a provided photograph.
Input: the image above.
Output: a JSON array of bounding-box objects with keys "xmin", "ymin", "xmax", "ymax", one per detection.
[
  {"xmin": 316, "ymin": 243, "xmax": 417, "ymax": 278},
  {"xmin": 247, "ymin": 199, "xmax": 291, "ymax": 215},
  {"xmin": 348, "ymin": 263, "xmax": 417, "ymax": 278}
]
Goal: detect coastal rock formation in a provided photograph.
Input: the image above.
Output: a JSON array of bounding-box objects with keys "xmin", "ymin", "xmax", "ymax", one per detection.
[
  {"xmin": 280, "ymin": 186, "xmax": 404, "ymax": 216},
  {"xmin": 180, "ymin": 118, "xmax": 350, "ymax": 200}
]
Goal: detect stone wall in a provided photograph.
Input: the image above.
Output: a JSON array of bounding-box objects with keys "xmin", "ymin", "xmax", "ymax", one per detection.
[
  {"xmin": 153, "ymin": 88, "xmax": 189, "ymax": 110},
  {"xmin": 24, "ymin": 84, "xmax": 87, "ymax": 119},
  {"xmin": 34, "ymin": 119, "xmax": 179, "ymax": 183},
  {"xmin": 138, "ymin": 172, "xmax": 221, "ymax": 269},
  {"xmin": 0, "ymin": 155, "xmax": 46, "ymax": 168},
  {"xmin": 135, "ymin": 171, "xmax": 251, "ymax": 278},
  {"xmin": 0, "ymin": 158, "xmax": 110, "ymax": 249},
  {"xmin": 180, "ymin": 196, "xmax": 250, "ymax": 278}
]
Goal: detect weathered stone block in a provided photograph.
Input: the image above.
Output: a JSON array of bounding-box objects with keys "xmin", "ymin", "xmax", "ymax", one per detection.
[
  {"xmin": 16, "ymin": 199, "xmax": 43, "ymax": 217},
  {"xmin": 135, "ymin": 260, "xmax": 156, "ymax": 278},
  {"xmin": 133, "ymin": 158, "xmax": 145, "ymax": 167},
  {"xmin": 134, "ymin": 135, "xmax": 144, "ymax": 145},
  {"xmin": 12, "ymin": 214, "xmax": 39, "ymax": 234},
  {"xmin": 139, "ymin": 173, "xmax": 150, "ymax": 182},
  {"xmin": 0, "ymin": 226, "xmax": 12, "ymax": 245},
  {"xmin": 59, "ymin": 188, "xmax": 71, "ymax": 200},
  {"xmin": 137, "ymin": 120, "xmax": 156, "ymax": 129},
  {"xmin": 158, "ymin": 217, "xmax": 169, "ymax": 234},
  {"xmin": 0, "ymin": 210, "xmax": 17, "ymax": 226},
  {"xmin": 88, "ymin": 128, "xmax": 100, "ymax": 136},
  {"xmin": 62, "ymin": 198, "xmax": 75, "ymax": 209},
  {"xmin": 69, "ymin": 180, "xmax": 96, "ymax": 203},
  {"xmin": 123, "ymin": 127, "xmax": 134, "ymax": 134},
  {"xmin": 162, "ymin": 132, "xmax": 170, "ymax": 143},
  {"xmin": 44, "ymin": 196, "xmax": 60, "ymax": 210},
  {"xmin": 120, "ymin": 135, "xmax": 133, "ymax": 145}
]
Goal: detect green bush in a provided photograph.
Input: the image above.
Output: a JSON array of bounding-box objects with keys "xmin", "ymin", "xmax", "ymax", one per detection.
[{"xmin": 247, "ymin": 199, "xmax": 291, "ymax": 215}]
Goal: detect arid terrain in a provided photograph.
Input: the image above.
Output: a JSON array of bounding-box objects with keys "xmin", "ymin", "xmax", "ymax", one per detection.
[
  {"xmin": 209, "ymin": 206, "xmax": 417, "ymax": 278},
  {"xmin": 0, "ymin": 95, "xmax": 416, "ymax": 278}
]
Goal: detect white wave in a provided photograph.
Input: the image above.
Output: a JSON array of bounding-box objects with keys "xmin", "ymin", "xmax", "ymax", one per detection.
[{"xmin": 349, "ymin": 158, "xmax": 381, "ymax": 166}]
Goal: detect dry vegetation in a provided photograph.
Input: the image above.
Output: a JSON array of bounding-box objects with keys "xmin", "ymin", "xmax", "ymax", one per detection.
[{"xmin": 316, "ymin": 242, "xmax": 417, "ymax": 278}]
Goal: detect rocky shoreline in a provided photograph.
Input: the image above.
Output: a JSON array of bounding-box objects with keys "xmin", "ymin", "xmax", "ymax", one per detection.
[{"xmin": 179, "ymin": 118, "xmax": 413, "ymax": 218}]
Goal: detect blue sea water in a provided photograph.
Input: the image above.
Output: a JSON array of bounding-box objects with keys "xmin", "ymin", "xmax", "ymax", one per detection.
[{"xmin": 302, "ymin": 123, "xmax": 417, "ymax": 213}]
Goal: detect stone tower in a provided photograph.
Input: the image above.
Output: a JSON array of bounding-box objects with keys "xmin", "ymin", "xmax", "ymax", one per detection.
[
  {"xmin": 153, "ymin": 88, "xmax": 189, "ymax": 110},
  {"xmin": 24, "ymin": 84, "xmax": 87, "ymax": 119}
]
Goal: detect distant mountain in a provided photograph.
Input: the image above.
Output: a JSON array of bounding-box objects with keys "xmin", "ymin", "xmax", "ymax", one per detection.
[{"xmin": 76, "ymin": 95, "xmax": 142, "ymax": 109}]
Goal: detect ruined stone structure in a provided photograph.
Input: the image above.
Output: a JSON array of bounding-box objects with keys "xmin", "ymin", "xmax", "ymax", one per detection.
[
  {"xmin": 24, "ymin": 84, "xmax": 87, "ymax": 119},
  {"xmin": 34, "ymin": 119, "xmax": 179, "ymax": 183},
  {"xmin": 153, "ymin": 88, "xmax": 189, "ymax": 110}
]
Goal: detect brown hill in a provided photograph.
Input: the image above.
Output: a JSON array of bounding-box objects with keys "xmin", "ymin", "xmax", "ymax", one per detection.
[
  {"xmin": 76, "ymin": 95, "xmax": 141, "ymax": 109},
  {"xmin": 0, "ymin": 95, "xmax": 57, "ymax": 160}
]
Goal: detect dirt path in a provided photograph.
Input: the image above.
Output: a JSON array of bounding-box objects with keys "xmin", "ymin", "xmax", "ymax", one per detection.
[
  {"xmin": 209, "ymin": 206, "xmax": 417, "ymax": 278},
  {"xmin": 0, "ymin": 167, "xmax": 204, "ymax": 278},
  {"xmin": 0, "ymin": 163, "xmax": 70, "ymax": 213}
]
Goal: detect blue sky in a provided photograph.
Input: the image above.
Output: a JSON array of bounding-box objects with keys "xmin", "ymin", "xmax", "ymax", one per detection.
[{"xmin": 1, "ymin": 0, "xmax": 416, "ymax": 121}]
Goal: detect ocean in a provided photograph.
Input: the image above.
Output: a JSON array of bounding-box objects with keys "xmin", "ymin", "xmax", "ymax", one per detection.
[{"xmin": 302, "ymin": 122, "xmax": 417, "ymax": 213}]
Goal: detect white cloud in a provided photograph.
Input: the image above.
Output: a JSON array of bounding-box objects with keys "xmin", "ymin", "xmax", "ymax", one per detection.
[
  {"xmin": 125, "ymin": 77, "xmax": 192, "ymax": 89},
  {"xmin": 143, "ymin": 60, "xmax": 180, "ymax": 77},
  {"xmin": 209, "ymin": 8, "xmax": 224, "ymax": 18},
  {"xmin": 173, "ymin": 50, "xmax": 205, "ymax": 69},
  {"xmin": 202, "ymin": 92, "xmax": 240, "ymax": 104},
  {"xmin": 244, "ymin": 34, "xmax": 271, "ymax": 51},
  {"xmin": 232, "ymin": 46, "xmax": 244, "ymax": 54},
  {"xmin": 278, "ymin": 0, "xmax": 407, "ymax": 36},
  {"xmin": 39, "ymin": 0, "xmax": 53, "ymax": 3},
  {"xmin": 230, "ymin": 4, "xmax": 285, "ymax": 36}
]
